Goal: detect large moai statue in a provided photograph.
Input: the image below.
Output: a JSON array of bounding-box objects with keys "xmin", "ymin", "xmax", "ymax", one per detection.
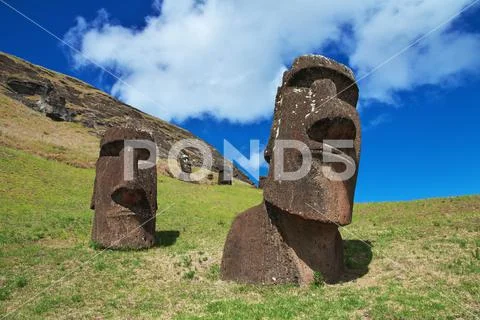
[
  {"xmin": 221, "ymin": 55, "xmax": 361, "ymax": 285},
  {"xmin": 91, "ymin": 127, "xmax": 157, "ymax": 249}
]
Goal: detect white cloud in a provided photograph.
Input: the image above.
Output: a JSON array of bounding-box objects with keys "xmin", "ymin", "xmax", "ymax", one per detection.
[
  {"xmin": 64, "ymin": 0, "xmax": 480, "ymax": 122},
  {"xmin": 364, "ymin": 113, "xmax": 392, "ymax": 131}
]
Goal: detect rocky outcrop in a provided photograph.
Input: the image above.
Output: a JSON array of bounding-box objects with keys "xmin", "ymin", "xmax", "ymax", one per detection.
[
  {"xmin": 0, "ymin": 52, "xmax": 253, "ymax": 184},
  {"xmin": 7, "ymin": 78, "xmax": 75, "ymax": 121},
  {"xmin": 6, "ymin": 78, "xmax": 46, "ymax": 95}
]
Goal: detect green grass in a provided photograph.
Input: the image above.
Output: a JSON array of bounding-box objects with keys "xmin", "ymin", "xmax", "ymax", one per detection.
[{"xmin": 0, "ymin": 146, "xmax": 479, "ymax": 319}]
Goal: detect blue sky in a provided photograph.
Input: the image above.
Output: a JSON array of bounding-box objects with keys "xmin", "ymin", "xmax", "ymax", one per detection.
[{"xmin": 1, "ymin": 0, "xmax": 479, "ymax": 202}]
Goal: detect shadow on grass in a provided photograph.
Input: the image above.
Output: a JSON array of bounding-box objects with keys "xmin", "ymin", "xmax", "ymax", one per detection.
[
  {"xmin": 155, "ymin": 230, "xmax": 180, "ymax": 247},
  {"xmin": 341, "ymin": 240, "xmax": 373, "ymax": 282}
]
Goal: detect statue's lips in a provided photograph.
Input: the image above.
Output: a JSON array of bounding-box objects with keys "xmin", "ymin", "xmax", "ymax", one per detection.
[
  {"xmin": 106, "ymin": 210, "xmax": 137, "ymax": 217},
  {"xmin": 310, "ymin": 143, "xmax": 355, "ymax": 167}
]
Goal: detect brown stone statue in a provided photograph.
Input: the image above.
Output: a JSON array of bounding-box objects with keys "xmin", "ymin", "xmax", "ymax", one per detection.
[
  {"xmin": 180, "ymin": 153, "xmax": 192, "ymax": 174},
  {"xmin": 221, "ymin": 55, "xmax": 361, "ymax": 285},
  {"xmin": 91, "ymin": 127, "xmax": 157, "ymax": 249},
  {"xmin": 218, "ymin": 164, "xmax": 233, "ymax": 185}
]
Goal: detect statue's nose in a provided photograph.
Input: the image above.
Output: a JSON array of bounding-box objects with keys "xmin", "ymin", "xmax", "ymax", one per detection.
[
  {"xmin": 111, "ymin": 187, "xmax": 149, "ymax": 216},
  {"xmin": 112, "ymin": 187, "xmax": 146, "ymax": 207},
  {"xmin": 312, "ymin": 79, "xmax": 337, "ymax": 97}
]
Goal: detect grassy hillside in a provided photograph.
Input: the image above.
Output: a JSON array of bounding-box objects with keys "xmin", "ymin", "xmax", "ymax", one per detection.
[
  {"xmin": 0, "ymin": 87, "xmax": 99, "ymax": 167},
  {"xmin": 0, "ymin": 146, "xmax": 479, "ymax": 319},
  {"xmin": 0, "ymin": 52, "xmax": 253, "ymax": 184}
]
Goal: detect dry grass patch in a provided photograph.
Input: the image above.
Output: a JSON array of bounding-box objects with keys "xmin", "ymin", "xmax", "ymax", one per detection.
[{"xmin": 0, "ymin": 90, "xmax": 99, "ymax": 167}]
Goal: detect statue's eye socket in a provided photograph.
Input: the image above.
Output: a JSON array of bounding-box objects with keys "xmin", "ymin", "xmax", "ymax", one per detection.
[
  {"xmin": 287, "ymin": 68, "xmax": 323, "ymax": 88},
  {"xmin": 307, "ymin": 117, "xmax": 356, "ymax": 142},
  {"xmin": 136, "ymin": 149, "xmax": 150, "ymax": 161},
  {"xmin": 286, "ymin": 67, "xmax": 359, "ymax": 106},
  {"xmin": 100, "ymin": 141, "xmax": 124, "ymax": 157}
]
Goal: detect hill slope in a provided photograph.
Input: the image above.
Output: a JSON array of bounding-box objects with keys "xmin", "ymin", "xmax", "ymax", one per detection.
[
  {"xmin": 0, "ymin": 52, "xmax": 252, "ymax": 183},
  {"xmin": 0, "ymin": 146, "xmax": 478, "ymax": 319}
]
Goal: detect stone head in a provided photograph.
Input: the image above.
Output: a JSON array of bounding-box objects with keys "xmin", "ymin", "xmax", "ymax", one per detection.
[
  {"xmin": 263, "ymin": 55, "xmax": 361, "ymax": 226},
  {"xmin": 91, "ymin": 127, "xmax": 157, "ymax": 248}
]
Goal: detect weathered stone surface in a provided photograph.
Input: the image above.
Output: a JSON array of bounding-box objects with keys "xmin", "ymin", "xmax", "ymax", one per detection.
[
  {"xmin": 91, "ymin": 127, "xmax": 157, "ymax": 249},
  {"xmin": 6, "ymin": 77, "xmax": 75, "ymax": 122},
  {"xmin": 41, "ymin": 88, "xmax": 75, "ymax": 122},
  {"xmin": 7, "ymin": 78, "xmax": 46, "ymax": 95},
  {"xmin": 221, "ymin": 55, "xmax": 361, "ymax": 285},
  {"xmin": 258, "ymin": 176, "xmax": 267, "ymax": 189},
  {"xmin": 221, "ymin": 203, "xmax": 343, "ymax": 284}
]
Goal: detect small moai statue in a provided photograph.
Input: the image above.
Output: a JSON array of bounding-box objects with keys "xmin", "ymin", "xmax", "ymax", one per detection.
[
  {"xmin": 179, "ymin": 153, "xmax": 192, "ymax": 174},
  {"xmin": 177, "ymin": 152, "xmax": 193, "ymax": 182},
  {"xmin": 90, "ymin": 127, "xmax": 157, "ymax": 249},
  {"xmin": 218, "ymin": 164, "xmax": 233, "ymax": 185},
  {"xmin": 221, "ymin": 55, "xmax": 361, "ymax": 285}
]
